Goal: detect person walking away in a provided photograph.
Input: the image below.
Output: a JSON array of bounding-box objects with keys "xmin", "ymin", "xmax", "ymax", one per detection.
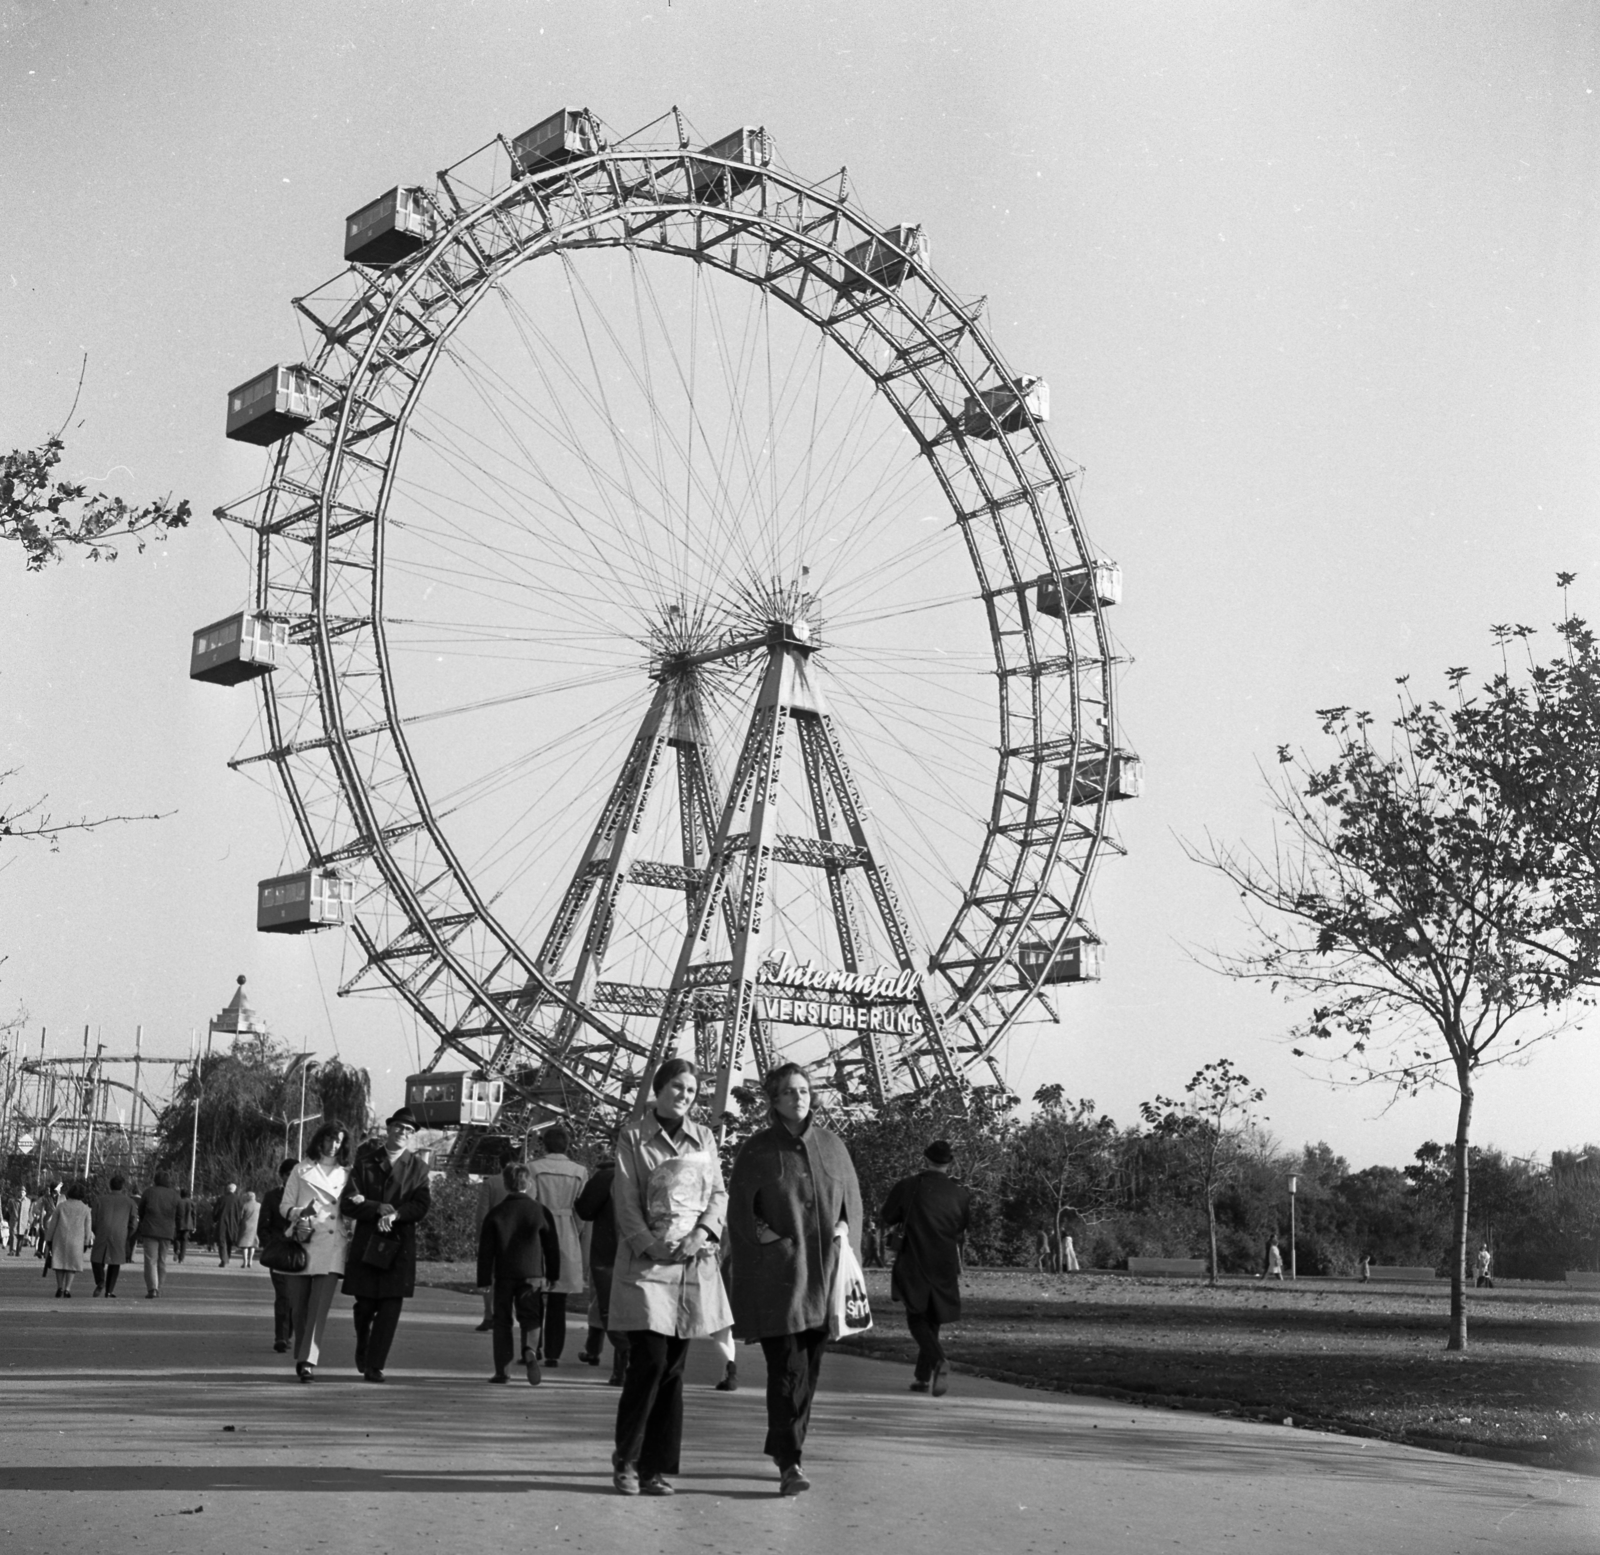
[
  {"xmin": 1262, "ymin": 1236, "xmax": 1284, "ymax": 1281},
  {"xmin": 133, "ymin": 1171, "xmax": 182, "ymax": 1298},
  {"xmin": 260, "ymin": 1159, "xmax": 298, "ymax": 1353},
  {"xmin": 528, "ymin": 1127, "xmax": 587, "ymax": 1367},
  {"xmin": 36, "ymin": 1184, "xmax": 60, "ymax": 1275},
  {"xmin": 575, "ymin": 1153, "xmax": 629, "ymax": 1385},
  {"xmin": 881, "ymin": 1140, "xmax": 971, "ymax": 1397},
  {"xmin": 14, "ymin": 1187, "xmax": 31, "ymax": 1256},
  {"xmin": 279, "ymin": 1123, "xmax": 351, "ymax": 1381},
  {"xmin": 214, "ymin": 1183, "xmax": 245, "ymax": 1268},
  {"xmin": 1061, "ymin": 1234, "xmax": 1080, "ymax": 1272},
  {"xmin": 727, "ymin": 1061, "xmax": 863, "ymax": 1497},
  {"xmin": 238, "ymin": 1191, "xmax": 262, "ymax": 1269},
  {"xmin": 45, "ymin": 1182, "xmax": 94, "ymax": 1297},
  {"xmin": 1475, "ymin": 1244, "xmax": 1494, "ymax": 1289},
  {"xmin": 90, "ymin": 1173, "xmax": 139, "ymax": 1297},
  {"xmin": 477, "ymin": 1161, "xmax": 561, "ymax": 1385},
  {"xmin": 340, "ymin": 1108, "xmax": 432, "ymax": 1383},
  {"xmin": 174, "ymin": 1189, "xmax": 196, "ymax": 1262},
  {"xmin": 472, "ymin": 1149, "xmax": 513, "ymax": 1333},
  {"xmin": 609, "ymin": 1058, "xmax": 734, "ymax": 1497}
]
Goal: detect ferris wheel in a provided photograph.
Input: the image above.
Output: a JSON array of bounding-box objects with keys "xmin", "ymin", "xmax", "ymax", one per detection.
[{"xmin": 196, "ymin": 107, "xmax": 1140, "ymax": 1128}]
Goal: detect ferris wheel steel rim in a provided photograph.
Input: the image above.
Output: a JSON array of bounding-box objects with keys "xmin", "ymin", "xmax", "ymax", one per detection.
[{"xmin": 227, "ymin": 120, "xmax": 1123, "ymax": 1112}]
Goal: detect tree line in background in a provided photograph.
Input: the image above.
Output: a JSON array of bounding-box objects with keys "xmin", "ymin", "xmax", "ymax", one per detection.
[{"xmin": 833, "ymin": 1084, "xmax": 1600, "ymax": 1282}]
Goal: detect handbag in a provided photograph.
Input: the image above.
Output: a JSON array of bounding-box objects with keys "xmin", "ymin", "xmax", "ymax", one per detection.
[
  {"xmin": 259, "ymin": 1232, "xmax": 309, "ymax": 1274},
  {"xmin": 828, "ymin": 1226, "xmax": 874, "ymax": 1340},
  {"xmin": 361, "ymin": 1229, "xmax": 402, "ymax": 1271}
]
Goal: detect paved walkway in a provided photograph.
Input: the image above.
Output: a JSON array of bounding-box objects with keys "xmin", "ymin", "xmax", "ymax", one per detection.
[{"xmin": 0, "ymin": 1258, "xmax": 1592, "ymax": 1554}]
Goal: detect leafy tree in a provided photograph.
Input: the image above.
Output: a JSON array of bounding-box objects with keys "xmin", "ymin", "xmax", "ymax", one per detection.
[
  {"xmin": 1139, "ymin": 1060, "xmax": 1267, "ymax": 1285},
  {"xmin": 1007, "ymin": 1088, "xmax": 1120, "ymax": 1269},
  {"xmin": 1191, "ymin": 605, "xmax": 1592, "ymax": 1349},
  {"xmin": 1, "ymin": 433, "xmax": 189, "ymax": 572}
]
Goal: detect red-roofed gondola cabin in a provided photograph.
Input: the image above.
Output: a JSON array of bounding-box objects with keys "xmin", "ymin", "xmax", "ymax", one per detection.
[
  {"xmin": 509, "ymin": 108, "xmax": 597, "ymax": 178},
  {"xmin": 257, "ymin": 869, "xmax": 353, "ymax": 934},
  {"xmin": 190, "ymin": 612, "xmax": 288, "ymax": 686},
  {"xmin": 344, "ymin": 186, "xmax": 434, "ymax": 267},
  {"xmin": 1019, "ymin": 938, "xmax": 1104, "ymax": 985},
  {"xmin": 404, "ymin": 1072, "xmax": 505, "ymax": 1128},
  {"xmin": 225, "ymin": 365, "xmax": 319, "ymax": 446}
]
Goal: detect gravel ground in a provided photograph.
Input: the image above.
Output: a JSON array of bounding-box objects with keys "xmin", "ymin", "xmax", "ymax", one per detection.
[{"xmin": 416, "ymin": 1262, "xmax": 1599, "ymax": 1475}]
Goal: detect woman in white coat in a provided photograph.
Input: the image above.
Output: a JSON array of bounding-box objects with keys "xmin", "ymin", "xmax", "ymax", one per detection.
[
  {"xmin": 45, "ymin": 1182, "xmax": 94, "ymax": 1297},
  {"xmin": 279, "ymin": 1122, "xmax": 352, "ymax": 1381},
  {"xmin": 609, "ymin": 1058, "xmax": 733, "ymax": 1497}
]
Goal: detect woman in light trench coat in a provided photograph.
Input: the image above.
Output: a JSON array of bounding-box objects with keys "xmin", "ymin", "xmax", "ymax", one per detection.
[
  {"xmin": 278, "ymin": 1121, "xmax": 353, "ymax": 1381},
  {"xmin": 608, "ymin": 1057, "xmax": 733, "ymax": 1496}
]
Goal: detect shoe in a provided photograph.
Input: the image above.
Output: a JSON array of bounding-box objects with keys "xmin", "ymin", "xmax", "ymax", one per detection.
[
  {"xmin": 363, "ymin": 1369, "xmax": 386, "ymax": 1384},
  {"xmin": 296, "ymin": 1363, "xmax": 314, "ymax": 1383},
  {"xmin": 53, "ymin": 1290, "xmax": 61, "ymax": 1299},
  {"xmin": 931, "ymin": 1363, "xmax": 948, "ymax": 1398},
  {"xmin": 146, "ymin": 1291, "xmax": 157, "ymax": 1300},
  {"xmin": 909, "ymin": 1380, "xmax": 930, "ymax": 1393},
  {"xmin": 105, "ymin": 1292, "xmax": 116, "ymax": 1299},
  {"xmin": 63, "ymin": 1290, "xmax": 72, "ymax": 1298},
  {"xmin": 544, "ymin": 1356, "xmax": 560, "ymax": 1368},
  {"xmin": 92, "ymin": 1288, "xmax": 103, "ymax": 1297},
  {"xmin": 354, "ymin": 1348, "xmax": 368, "ymax": 1374},
  {"xmin": 606, "ymin": 1369, "xmax": 624, "ymax": 1387},
  {"xmin": 524, "ymin": 1350, "xmax": 542, "ymax": 1387},
  {"xmin": 578, "ymin": 1350, "xmax": 601, "ymax": 1366},
  {"xmin": 779, "ymin": 1465, "xmax": 811, "ymax": 1496},
  {"xmin": 640, "ymin": 1474, "xmax": 675, "ymax": 1496},
  {"xmin": 715, "ymin": 1362, "xmax": 738, "ymax": 1392},
  {"xmin": 612, "ymin": 1454, "xmax": 639, "ymax": 1496},
  {"xmin": 489, "ymin": 1373, "xmax": 509, "ymax": 1384},
  {"xmin": 474, "ymin": 1319, "xmax": 493, "ymax": 1333},
  {"xmin": 274, "ymin": 1342, "xmax": 289, "ymax": 1354}
]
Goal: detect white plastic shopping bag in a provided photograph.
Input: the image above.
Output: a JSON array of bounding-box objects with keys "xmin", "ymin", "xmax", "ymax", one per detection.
[{"xmin": 828, "ymin": 1225, "xmax": 874, "ymax": 1340}]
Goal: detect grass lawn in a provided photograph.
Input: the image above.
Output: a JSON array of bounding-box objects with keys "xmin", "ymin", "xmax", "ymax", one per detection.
[
  {"xmin": 416, "ymin": 1259, "xmax": 1597, "ymax": 1474},
  {"xmin": 848, "ymin": 1267, "xmax": 1599, "ymax": 1475}
]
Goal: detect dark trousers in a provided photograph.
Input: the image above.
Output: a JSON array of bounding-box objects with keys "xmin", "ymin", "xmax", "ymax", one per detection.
[
  {"xmin": 91, "ymin": 1261, "xmax": 121, "ymax": 1295},
  {"xmin": 217, "ymin": 1236, "xmax": 235, "ymax": 1267},
  {"xmin": 492, "ymin": 1280, "xmax": 545, "ymax": 1375},
  {"xmin": 589, "ymin": 1264, "xmax": 630, "ymax": 1365},
  {"xmin": 270, "ymin": 1270, "xmax": 294, "ymax": 1347},
  {"xmin": 615, "ymin": 1331, "xmax": 690, "ymax": 1479},
  {"xmin": 353, "ymin": 1296, "xmax": 405, "ymax": 1373},
  {"xmin": 174, "ymin": 1232, "xmax": 188, "ymax": 1263},
  {"xmin": 759, "ymin": 1326, "xmax": 829, "ymax": 1468},
  {"xmin": 538, "ymin": 1291, "xmax": 568, "ymax": 1360},
  {"xmin": 906, "ymin": 1307, "xmax": 945, "ymax": 1380}
]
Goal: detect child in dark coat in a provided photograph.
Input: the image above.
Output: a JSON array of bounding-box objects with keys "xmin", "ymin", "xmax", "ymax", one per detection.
[{"xmin": 476, "ymin": 1162, "xmax": 562, "ymax": 1385}]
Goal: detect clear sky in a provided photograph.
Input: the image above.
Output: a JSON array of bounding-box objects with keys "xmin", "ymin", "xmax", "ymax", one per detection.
[{"xmin": 2, "ymin": 0, "xmax": 1596, "ymax": 1168}]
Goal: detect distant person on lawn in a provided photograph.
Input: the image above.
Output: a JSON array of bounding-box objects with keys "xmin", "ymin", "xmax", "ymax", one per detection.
[
  {"xmin": 880, "ymin": 1140, "xmax": 972, "ymax": 1398},
  {"xmin": 1260, "ymin": 1236, "xmax": 1284, "ymax": 1281},
  {"xmin": 476, "ymin": 1161, "xmax": 562, "ymax": 1385}
]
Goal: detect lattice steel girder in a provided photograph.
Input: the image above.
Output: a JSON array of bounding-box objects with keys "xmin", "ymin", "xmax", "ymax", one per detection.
[{"xmin": 244, "ymin": 122, "xmax": 1124, "ymax": 1117}]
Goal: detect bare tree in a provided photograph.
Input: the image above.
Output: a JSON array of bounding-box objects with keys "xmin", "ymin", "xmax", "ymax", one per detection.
[{"xmin": 1140, "ymin": 1060, "xmax": 1267, "ymax": 1286}]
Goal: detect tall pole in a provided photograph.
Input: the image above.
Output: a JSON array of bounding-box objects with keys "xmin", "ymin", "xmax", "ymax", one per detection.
[
  {"xmin": 297, "ymin": 1034, "xmax": 310, "ymax": 1159},
  {"xmin": 1289, "ymin": 1174, "xmax": 1298, "ymax": 1281},
  {"xmin": 131, "ymin": 1024, "xmax": 144, "ymax": 1174},
  {"xmin": 82, "ymin": 1043, "xmax": 103, "ymax": 1181},
  {"xmin": 187, "ymin": 1027, "xmax": 201, "ymax": 1199}
]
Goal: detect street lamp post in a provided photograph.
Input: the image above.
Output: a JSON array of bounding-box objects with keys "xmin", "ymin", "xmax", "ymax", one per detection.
[{"xmin": 1288, "ymin": 1174, "xmax": 1298, "ymax": 1280}]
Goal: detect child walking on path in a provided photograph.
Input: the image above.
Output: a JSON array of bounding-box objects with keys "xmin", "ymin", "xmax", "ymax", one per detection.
[{"xmin": 477, "ymin": 1162, "xmax": 562, "ymax": 1386}]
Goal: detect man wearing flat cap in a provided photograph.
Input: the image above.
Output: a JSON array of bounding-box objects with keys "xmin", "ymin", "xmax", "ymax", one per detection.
[
  {"xmin": 340, "ymin": 1107, "xmax": 432, "ymax": 1382},
  {"xmin": 880, "ymin": 1140, "xmax": 971, "ymax": 1397}
]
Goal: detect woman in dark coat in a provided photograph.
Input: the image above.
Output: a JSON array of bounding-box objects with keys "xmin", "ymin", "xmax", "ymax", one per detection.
[
  {"xmin": 133, "ymin": 1171, "xmax": 182, "ymax": 1298},
  {"xmin": 90, "ymin": 1173, "xmax": 139, "ymax": 1297},
  {"xmin": 339, "ymin": 1108, "xmax": 432, "ymax": 1382},
  {"xmin": 726, "ymin": 1062, "xmax": 863, "ymax": 1497}
]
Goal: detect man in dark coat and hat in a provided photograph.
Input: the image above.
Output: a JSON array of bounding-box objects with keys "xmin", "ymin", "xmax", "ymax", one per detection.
[
  {"xmin": 880, "ymin": 1139, "xmax": 971, "ymax": 1397},
  {"xmin": 340, "ymin": 1108, "xmax": 432, "ymax": 1382}
]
